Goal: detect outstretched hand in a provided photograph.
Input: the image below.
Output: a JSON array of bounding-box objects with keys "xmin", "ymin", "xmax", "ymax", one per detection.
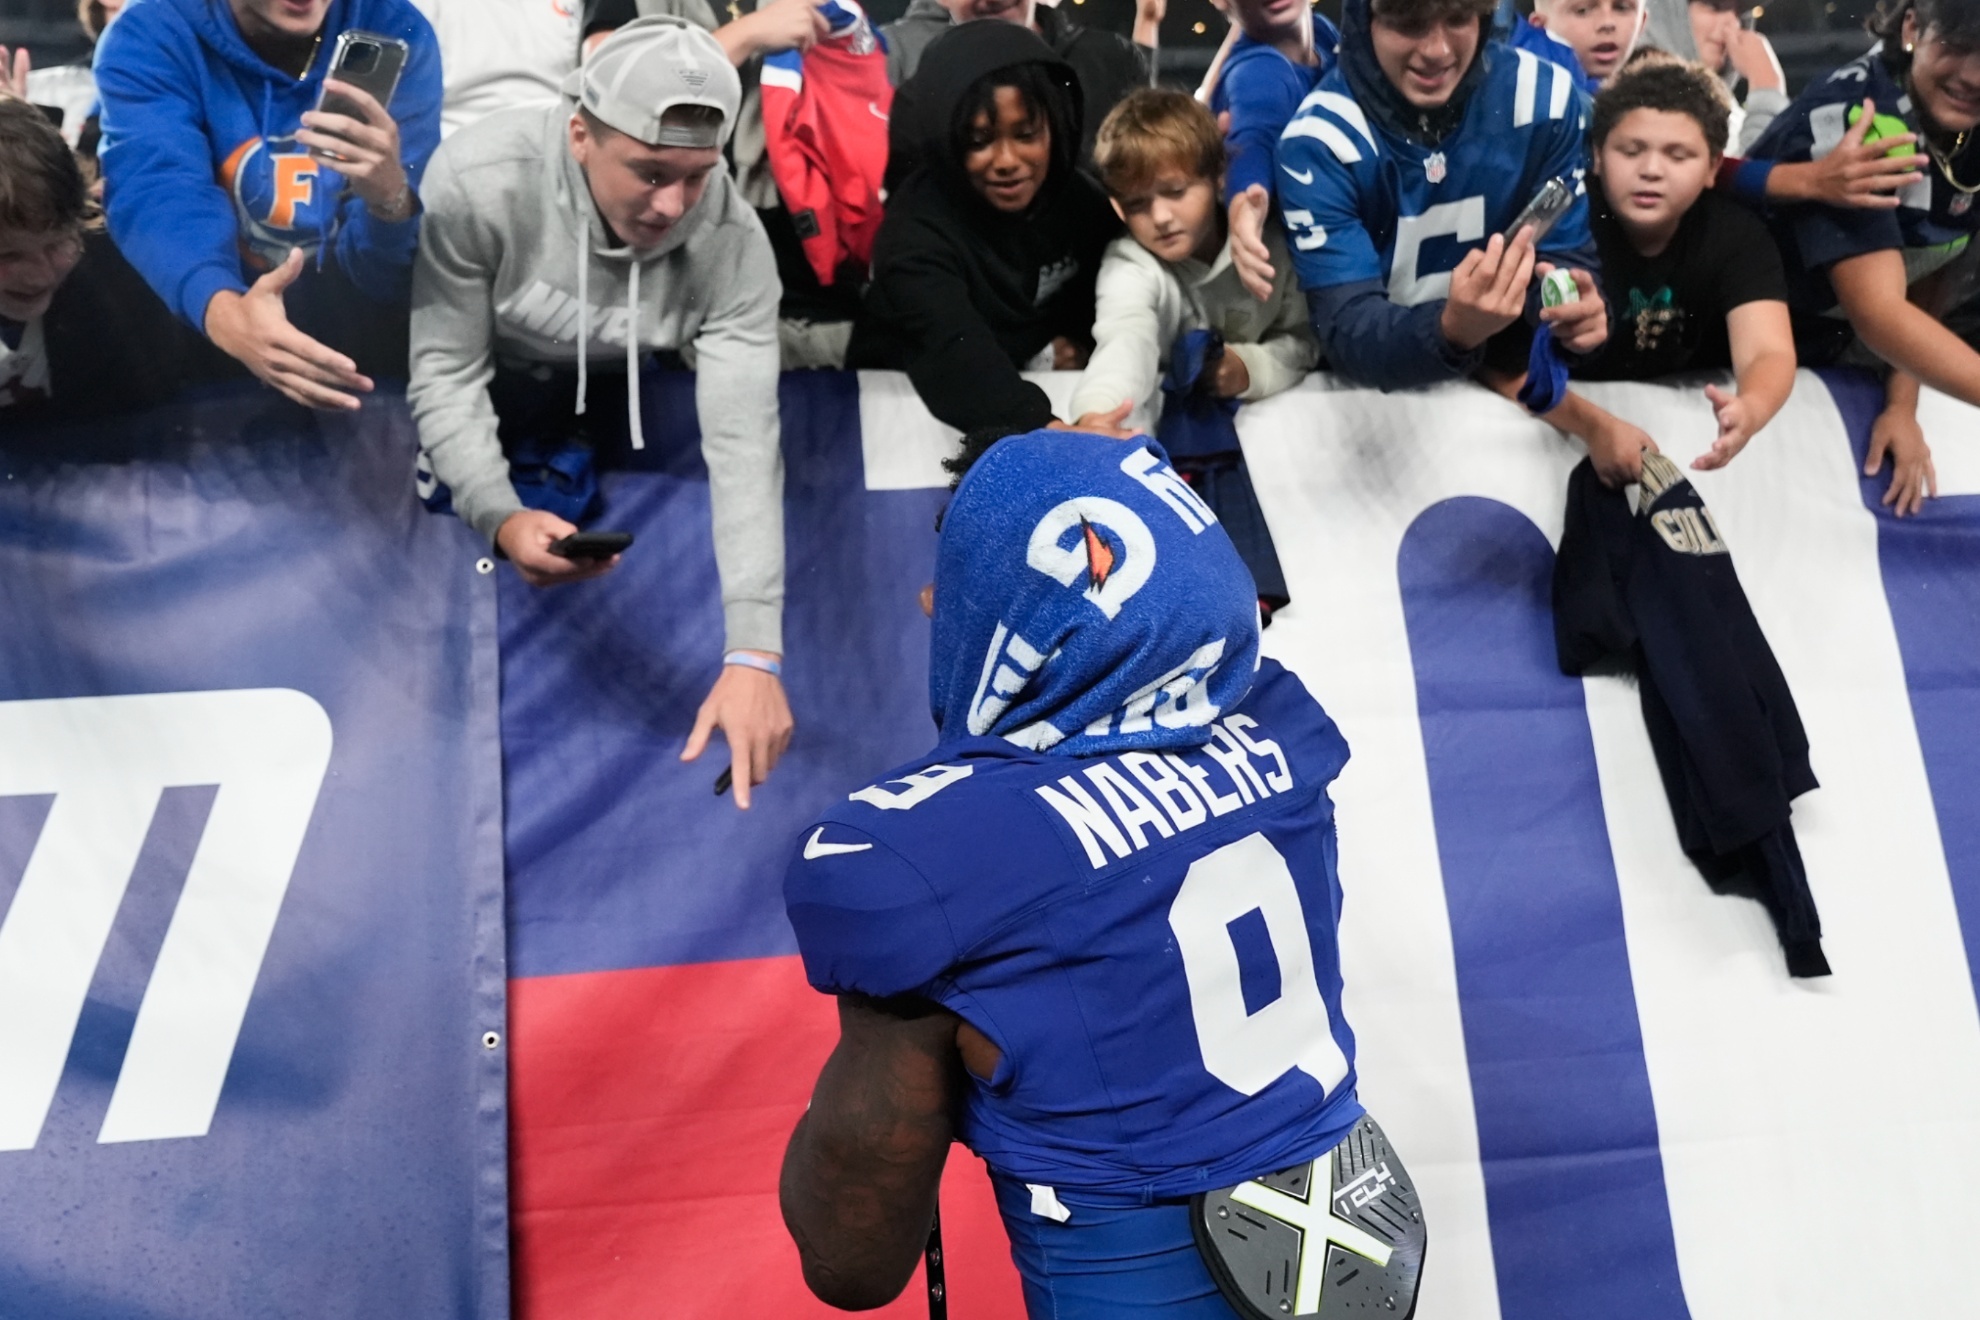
[
  {"xmin": 1693, "ymin": 382, "xmax": 1756, "ymax": 470},
  {"xmin": 1060, "ymin": 401, "xmax": 1137, "ymax": 438},
  {"xmin": 682, "ymin": 660, "xmax": 795, "ymax": 810},
  {"xmin": 1228, "ymin": 184, "xmax": 1276, "ymax": 303},
  {"xmin": 203, "ymin": 249, "xmax": 373, "ymax": 410}
]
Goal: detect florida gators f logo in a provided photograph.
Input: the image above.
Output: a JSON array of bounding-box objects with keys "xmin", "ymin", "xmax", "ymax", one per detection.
[{"xmin": 218, "ymin": 136, "xmax": 332, "ymax": 265}]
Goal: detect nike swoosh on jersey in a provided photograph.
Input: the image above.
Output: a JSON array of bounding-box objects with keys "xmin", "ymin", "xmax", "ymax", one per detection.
[
  {"xmin": 1282, "ymin": 165, "xmax": 1314, "ymax": 185},
  {"xmin": 804, "ymin": 827, "xmax": 874, "ymax": 860}
]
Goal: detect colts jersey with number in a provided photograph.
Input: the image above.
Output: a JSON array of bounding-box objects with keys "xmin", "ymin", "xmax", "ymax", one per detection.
[
  {"xmin": 1275, "ymin": 45, "xmax": 1593, "ymax": 306},
  {"xmin": 784, "ymin": 658, "xmax": 1364, "ymax": 1205}
]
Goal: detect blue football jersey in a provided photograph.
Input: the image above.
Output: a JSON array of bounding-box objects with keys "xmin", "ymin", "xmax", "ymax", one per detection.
[
  {"xmin": 783, "ymin": 659, "xmax": 1364, "ymax": 1205},
  {"xmin": 1746, "ymin": 46, "xmax": 1980, "ymax": 315},
  {"xmin": 1275, "ymin": 43, "xmax": 1594, "ymax": 306}
]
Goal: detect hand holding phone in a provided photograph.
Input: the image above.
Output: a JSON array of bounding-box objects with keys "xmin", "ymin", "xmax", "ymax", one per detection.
[
  {"xmin": 297, "ymin": 31, "xmax": 414, "ymax": 219},
  {"xmin": 550, "ymin": 531, "xmax": 635, "ymax": 561}
]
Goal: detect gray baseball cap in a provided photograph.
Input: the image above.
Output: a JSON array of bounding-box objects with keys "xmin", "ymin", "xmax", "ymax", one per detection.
[{"xmin": 562, "ymin": 15, "xmax": 741, "ymax": 149}]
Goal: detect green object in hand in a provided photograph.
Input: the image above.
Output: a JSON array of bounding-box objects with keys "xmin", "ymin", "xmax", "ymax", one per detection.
[
  {"xmin": 1847, "ymin": 103, "xmax": 1915, "ymax": 158},
  {"xmin": 1540, "ymin": 268, "xmax": 1580, "ymax": 308}
]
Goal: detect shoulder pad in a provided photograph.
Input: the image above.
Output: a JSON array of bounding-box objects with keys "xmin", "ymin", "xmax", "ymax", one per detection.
[{"xmin": 783, "ymin": 822, "xmax": 958, "ymax": 999}]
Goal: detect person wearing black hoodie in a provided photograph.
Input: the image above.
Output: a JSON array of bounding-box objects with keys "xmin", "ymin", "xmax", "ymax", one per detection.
[
  {"xmin": 883, "ymin": 0, "xmax": 1154, "ymax": 185},
  {"xmin": 1274, "ymin": 0, "xmax": 1609, "ymax": 391},
  {"xmin": 848, "ymin": 22, "xmax": 1124, "ymax": 435}
]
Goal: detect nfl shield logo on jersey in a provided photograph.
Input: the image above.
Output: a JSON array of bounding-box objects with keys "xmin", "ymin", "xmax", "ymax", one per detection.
[
  {"xmin": 1193, "ymin": 1115, "xmax": 1427, "ymax": 1319},
  {"xmin": 1423, "ymin": 152, "xmax": 1447, "ymax": 185}
]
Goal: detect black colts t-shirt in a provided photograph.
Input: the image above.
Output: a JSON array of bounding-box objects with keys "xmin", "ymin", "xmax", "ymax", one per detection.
[{"xmin": 1575, "ymin": 189, "xmax": 1789, "ymax": 381}]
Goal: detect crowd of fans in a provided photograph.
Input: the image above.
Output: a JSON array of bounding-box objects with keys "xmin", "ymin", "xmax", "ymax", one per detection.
[{"xmin": 2, "ymin": 0, "xmax": 1978, "ymax": 798}]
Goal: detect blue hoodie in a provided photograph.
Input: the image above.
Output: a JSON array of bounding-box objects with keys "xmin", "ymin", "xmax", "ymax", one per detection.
[
  {"xmin": 1209, "ymin": 10, "xmax": 1342, "ymax": 205},
  {"xmin": 95, "ymin": 0, "xmax": 442, "ymax": 332}
]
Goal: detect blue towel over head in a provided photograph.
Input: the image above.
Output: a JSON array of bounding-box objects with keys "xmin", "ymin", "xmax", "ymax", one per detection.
[{"xmin": 930, "ymin": 430, "xmax": 1261, "ymax": 756}]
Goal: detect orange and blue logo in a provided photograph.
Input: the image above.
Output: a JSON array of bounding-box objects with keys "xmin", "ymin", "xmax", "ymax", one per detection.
[{"xmin": 217, "ymin": 135, "xmax": 344, "ymax": 268}]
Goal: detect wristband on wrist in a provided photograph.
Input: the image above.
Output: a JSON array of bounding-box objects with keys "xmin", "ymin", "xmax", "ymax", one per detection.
[
  {"xmin": 724, "ymin": 650, "xmax": 782, "ymax": 677},
  {"xmin": 369, "ymin": 183, "xmax": 416, "ymax": 223}
]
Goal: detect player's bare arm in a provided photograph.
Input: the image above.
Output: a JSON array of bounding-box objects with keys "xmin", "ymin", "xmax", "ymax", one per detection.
[{"xmin": 780, "ymin": 994, "xmax": 967, "ymax": 1309}]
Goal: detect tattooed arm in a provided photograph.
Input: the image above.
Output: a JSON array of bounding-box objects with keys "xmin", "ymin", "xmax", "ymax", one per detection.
[{"xmin": 780, "ymin": 994, "xmax": 967, "ymax": 1310}]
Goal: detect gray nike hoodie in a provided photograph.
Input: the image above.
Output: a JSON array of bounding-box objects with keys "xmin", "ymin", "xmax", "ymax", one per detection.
[{"xmin": 409, "ymin": 101, "xmax": 785, "ymax": 654}]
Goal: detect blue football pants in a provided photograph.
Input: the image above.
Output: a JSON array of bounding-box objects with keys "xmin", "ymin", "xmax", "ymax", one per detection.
[{"xmin": 989, "ymin": 1172, "xmax": 1245, "ymax": 1320}]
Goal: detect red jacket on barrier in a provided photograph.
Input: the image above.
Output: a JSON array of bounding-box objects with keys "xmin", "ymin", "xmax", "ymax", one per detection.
[{"xmin": 759, "ymin": 0, "xmax": 893, "ymax": 287}]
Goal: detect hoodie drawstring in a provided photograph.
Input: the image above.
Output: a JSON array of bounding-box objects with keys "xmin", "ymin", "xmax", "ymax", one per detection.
[
  {"xmin": 626, "ymin": 259, "xmax": 644, "ymax": 450},
  {"xmin": 575, "ymin": 217, "xmax": 590, "ymax": 417},
  {"xmin": 572, "ymin": 205, "xmax": 644, "ymax": 449}
]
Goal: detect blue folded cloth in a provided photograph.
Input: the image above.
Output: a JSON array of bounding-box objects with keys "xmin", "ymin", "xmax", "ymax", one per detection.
[
  {"xmin": 1518, "ymin": 321, "xmax": 1571, "ymax": 416},
  {"xmin": 1155, "ymin": 328, "xmax": 1243, "ymax": 460}
]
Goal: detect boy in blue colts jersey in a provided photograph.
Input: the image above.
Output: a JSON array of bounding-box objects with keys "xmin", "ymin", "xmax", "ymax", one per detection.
[
  {"xmin": 779, "ymin": 428, "xmax": 1427, "ymax": 1319},
  {"xmin": 1278, "ymin": 0, "xmax": 1610, "ymax": 390}
]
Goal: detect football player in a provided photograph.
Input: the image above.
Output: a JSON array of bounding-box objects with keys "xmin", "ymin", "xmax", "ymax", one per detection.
[{"xmin": 778, "ymin": 427, "xmax": 1427, "ymax": 1318}]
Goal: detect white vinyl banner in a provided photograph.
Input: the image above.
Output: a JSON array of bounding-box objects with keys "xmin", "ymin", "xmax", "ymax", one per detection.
[{"xmin": 859, "ymin": 369, "xmax": 1980, "ymax": 1320}]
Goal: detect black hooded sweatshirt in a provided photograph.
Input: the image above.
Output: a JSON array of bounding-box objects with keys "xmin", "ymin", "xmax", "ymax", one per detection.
[{"xmin": 847, "ymin": 22, "xmax": 1122, "ymax": 435}]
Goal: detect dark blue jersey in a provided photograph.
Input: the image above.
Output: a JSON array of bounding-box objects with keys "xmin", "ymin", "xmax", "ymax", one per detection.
[
  {"xmin": 784, "ymin": 659, "xmax": 1364, "ymax": 1206},
  {"xmin": 1746, "ymin": 44, "xmax": 1980, "ymax": 315}
]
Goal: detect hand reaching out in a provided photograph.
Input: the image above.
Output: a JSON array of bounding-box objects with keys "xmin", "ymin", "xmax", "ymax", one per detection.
[
  {"xmin": 203, "ymin": 249, "xmax": 374, "ymax": 410},
  {"xmin": 1693, "ymin": 382, "xmax": 1757, "ymax": 470},
  {"xmin": 1866, "ymin": 403, "xmax": 1937, "ymax": 517},
  {"xmin": 1228, "ymin": 185, "xmax": 1275, "ymax": 302},
  {"xmin": 1060, "ymin": 401, "xmax": 1137, "ymax": 438},
  {"xmin": 682, "ymin": 659, "xmax": 795, "ymax": 810}
]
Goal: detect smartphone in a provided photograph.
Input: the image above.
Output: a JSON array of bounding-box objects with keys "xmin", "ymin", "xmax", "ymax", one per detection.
[
  {"xmin": 550, "ymin": 531, "xmax": 635, "ymax": 561},
  {"xmin": 1503, "ymin": 177, "xmax": 1575, "ymax": 247},
  {"xmin": 315, "ymin": 31, "xmax": 410, "ymax": 125}
]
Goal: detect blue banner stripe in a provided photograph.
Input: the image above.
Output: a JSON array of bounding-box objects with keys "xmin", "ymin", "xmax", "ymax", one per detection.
[
  {"xmin": 1826, "ymin": 369, "xmax": 1980, "ymax": 1012},
  {"xmin": 1399, "ymin": 496, "xmax": 1692, "ymax": 1320}
]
